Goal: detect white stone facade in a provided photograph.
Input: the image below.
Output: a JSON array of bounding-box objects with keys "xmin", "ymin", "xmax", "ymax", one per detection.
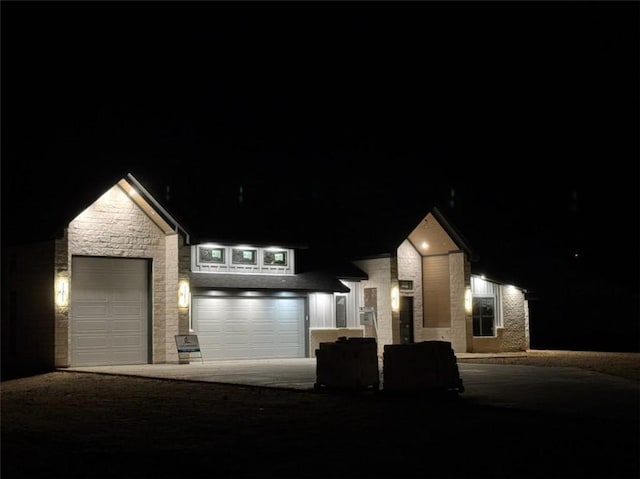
[{"xmin": 55, "ymin": 184, "xmax": 181, "ymax": 367}]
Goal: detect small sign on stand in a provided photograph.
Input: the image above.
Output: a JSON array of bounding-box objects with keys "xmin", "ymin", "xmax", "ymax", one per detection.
[{"xmin": 174, "ymin": 334, "xmax": 204, "ymax": 363}]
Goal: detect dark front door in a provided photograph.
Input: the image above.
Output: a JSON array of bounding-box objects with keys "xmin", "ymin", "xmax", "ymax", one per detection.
[{"xmin": 399, "ymin": 296, "xmax": 414, "ymax": 344}]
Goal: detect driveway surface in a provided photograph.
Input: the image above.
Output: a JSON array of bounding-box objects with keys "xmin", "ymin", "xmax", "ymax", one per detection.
[{"xmin": 66, "ymin": 358, "xmax": 640, "ymax": 422}]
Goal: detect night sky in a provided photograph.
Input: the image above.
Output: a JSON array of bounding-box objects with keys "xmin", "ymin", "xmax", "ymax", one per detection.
[{"xmin": 2, "ymin": 1, "xmax": 638, "ymax": 351}]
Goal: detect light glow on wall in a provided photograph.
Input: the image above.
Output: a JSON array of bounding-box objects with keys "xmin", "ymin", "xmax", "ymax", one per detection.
[
  {"xmin": 465, "ymin": 287, "xmax": 472, "ymax": 314},
  {"xmin": 178, "ymin": 281, "xmax": 190, "ymax": 308},
  {"xmin": 55, "ymin": 276, "xmax": 69, "ymax": 307},
  {"xmin": 391, "ymin": 286, "xmax": 399, "ymax": 312}
]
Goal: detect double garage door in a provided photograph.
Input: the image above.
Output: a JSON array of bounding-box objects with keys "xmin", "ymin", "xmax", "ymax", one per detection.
[
  {"xmin": 71, "ymin": 257, "xmax": 149, "ymax": 367},
  {"xmin": 192, "ymin": 297, "xmax": 306, "ymax": 360}
]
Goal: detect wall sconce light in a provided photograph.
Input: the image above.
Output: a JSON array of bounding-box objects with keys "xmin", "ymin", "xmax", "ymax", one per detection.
[
  {"xmin": 55, "ymin": 277, "xmax": 69, "ymax": 307},
  {"xmin": 391, "ymin": 286, "xmax": 399, "ymax": 312},
  {"xmin": 178, "ymin": 281, "xmax": 190, "ymax": 308},
  {"xmin": 464, "ymin": 287, "xmax": 472, "ymax": 314}
]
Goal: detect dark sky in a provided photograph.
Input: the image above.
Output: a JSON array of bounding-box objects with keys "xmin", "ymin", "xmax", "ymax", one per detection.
[{"xmin": 2, "ymin": 1, "xmax": 638, "ymax": 350}]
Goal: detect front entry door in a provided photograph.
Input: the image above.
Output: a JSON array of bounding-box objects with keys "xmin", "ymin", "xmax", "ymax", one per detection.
[{"xmin": 399, "ymin": 296, "xmax": 414, "ymax": 344}]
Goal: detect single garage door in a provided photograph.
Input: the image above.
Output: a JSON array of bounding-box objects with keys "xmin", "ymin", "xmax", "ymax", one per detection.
[
  {"xmin": 192, "ymin": 297, "xmax": 305, "ymax": 360},
  {"xmin": 71, "ymin": 257, "xmax": 149, "ymax": 366}
]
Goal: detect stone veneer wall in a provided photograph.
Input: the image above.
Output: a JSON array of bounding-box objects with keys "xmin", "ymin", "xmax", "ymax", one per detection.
[
  {"xmin": 60, "ymin": 184, "xmax": 181, "ymax": 366},
  {"xmin": 177, "ymin": 235, "xmax": 191, "ymax": 363},
  {"xmin": 54, "ymin": 234, "xmax": 70, "ymax": 367},
  {"xmin": 448, "ymin": 251, "xmax": 468, "ymax": 353},
  {"xmin": 397, "ymin": 240, "xmax": 424, "ymax": 340}
]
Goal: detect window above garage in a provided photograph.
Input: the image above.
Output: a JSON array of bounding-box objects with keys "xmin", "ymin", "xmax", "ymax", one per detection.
[{"xmin": 192, "ymin": 244, "xmax": 294, "ymax": 275}]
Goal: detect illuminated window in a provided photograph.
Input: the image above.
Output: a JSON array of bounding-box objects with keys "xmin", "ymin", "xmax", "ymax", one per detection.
[
  {"xmin": 198, "ymin": 246, "xmax": 225, "ymax": 264},
  {"xmin": 232, "ymin": 248, "xmax": 257, "ymax": 265},
  {"xmin": 263, "ymin": 250, "xmax": 287, "ymax": 266}
]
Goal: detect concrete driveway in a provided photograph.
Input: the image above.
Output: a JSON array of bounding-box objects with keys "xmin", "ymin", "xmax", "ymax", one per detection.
[{"xmin": 65, "ymin": 357, "xmax": 640, "ymax": 422}]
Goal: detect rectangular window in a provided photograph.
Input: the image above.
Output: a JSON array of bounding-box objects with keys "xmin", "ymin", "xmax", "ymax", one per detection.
[
  {"xmin": 198, "ymin": 246, "xmax": 225, "ymax": 264},
  {"xmin": 473, "ymin": 297, "xmax": 495, "ymax": 336},
  {"xmin": 399, "ymin": 280, "xmax": 414, "ymax": 290},
  {"xmin": 335, "ymin": 295, "xmax": 347, "ymax": 328},
  {"xmin": 232, "ymin": 248, "xmax": 257, "ymax": 265},
  {"xmin": 263, "ymin": 250, "xmax": 287, "ymax": 266}
]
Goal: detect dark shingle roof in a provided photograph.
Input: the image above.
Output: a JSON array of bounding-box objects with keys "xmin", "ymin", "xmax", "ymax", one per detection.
[{"xmin": 190, "ymin": 271, "xmax": 350, "ymax": 293}]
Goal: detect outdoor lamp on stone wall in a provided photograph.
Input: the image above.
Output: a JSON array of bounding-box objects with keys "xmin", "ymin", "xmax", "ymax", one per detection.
[
  {"xmin": 55, "ymin": 276, "xmax": 69, "ymax": 308},
  {"xmin": 391, "ymin": 286, "xmax": 399, "ymax": 312},
  {"xmin": 465, "ymin": 287, "xmax": 473, "ymax": 314},
  {"xmin": 178, "ymin": 281, "xmax": 190, "ymax": 308}
]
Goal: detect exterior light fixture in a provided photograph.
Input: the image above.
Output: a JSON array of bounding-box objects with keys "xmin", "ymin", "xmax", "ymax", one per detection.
[
  {"xmin": 178, "ymin": 281, "xmax": 190, "ymax": 308},
  {"xmin": 391, "ymin": 286, "xmax": 399, "ymax": 312},
  {"xmin": 464, "ymin": 287, "xmax": 472, "ymax": 314},
  {"xmin": 421, "ymin": 241, "xmax": 429, "ymax": 250},
  {"xmin": 55, "ymin": 277, "xmax": 69, "ymax": 307}
]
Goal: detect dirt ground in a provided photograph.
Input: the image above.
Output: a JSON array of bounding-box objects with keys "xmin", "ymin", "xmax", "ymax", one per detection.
[
  {"xmin": 456, "ymin": 349, "xmax": 640, "ymax": 383},
  {"xmin": 1, "ymin": 350, "xmax": 639, "ymax": 479}
]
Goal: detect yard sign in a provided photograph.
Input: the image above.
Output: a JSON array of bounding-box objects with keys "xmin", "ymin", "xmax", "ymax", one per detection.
[{"xmin": 174, "ymin": 334, "xmax": 204, "ymax": 363}]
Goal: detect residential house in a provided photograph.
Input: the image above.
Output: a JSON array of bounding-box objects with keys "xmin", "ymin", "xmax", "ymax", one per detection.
[{"xmin": 1, "ymin": 173, "xmax": 529, "ymax": 375}]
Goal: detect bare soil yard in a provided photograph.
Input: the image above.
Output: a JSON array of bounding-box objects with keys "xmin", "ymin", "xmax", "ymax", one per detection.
[
  {"xmin": 2, "ymin": 350, "xmax": 638, "ymax": 479},
  {"xmin": 456, "ymin": 349, "xmax": 640, "ymax": 382}
]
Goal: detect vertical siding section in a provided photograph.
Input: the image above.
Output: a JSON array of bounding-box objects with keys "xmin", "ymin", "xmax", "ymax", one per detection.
[
  {"xmin": 340, "ymin": 280, "xmax": 361, "ymax": 329},
  {"xmin": 423, "ymin": 255, "xmax": 450, "ymax": 328},
  {"xmin": 308, "ymin": 293, "xmax": 333, "ymax": 328}
]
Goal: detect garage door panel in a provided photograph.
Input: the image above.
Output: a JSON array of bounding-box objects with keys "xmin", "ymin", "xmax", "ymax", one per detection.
[
  {"xmin": 112, "ymin": 350, "xmax": 147, "ymax": 363},
  {"xmin": 111, "ymin": 320, "xmax": 144, "ymax": 332},
  {"xmin": 74, "ymin": 290, "xmax": 109, "ymax": 301},
  {"xmin": 193, "ymin": 297, "xmax": 305, "ymax": 360},
  {"xmin": 252, "ymin": 333, "xmax": 276, "ymax": 343},
  {"xmin": 253, "ymin": 322, "xmax": 275, "ymax": 333},
  {"xmin": 112, "ymin": 305, "xmax": 145, "ymax": 316},
  {"xmin": 74, "ymin": 304, "xmax": 109, "ymax": 316},
  {"xmin": 71, "ymin": 257, "xmax": 148, "ymax": 366},
  {"xmin": 74, "ymin": 320, "xmax": 109, "ymax": 332},
  {"xmin": 277, "ymin": 331, "xmax": 300, "ymax": 341},
  {"xmin": 75, "ymin": 335, "xmax": 110, "ymax": 348},
  {"xmin": 111, "ymin": 334, "xmax": 145, "ymax": 347},
  {"xmin": 199, "ymin": 324, "xmax": 223, "ymax": 333},
  {"xmin": 74, "ymin": 351, "xmax": 111, "ymax": 365}
]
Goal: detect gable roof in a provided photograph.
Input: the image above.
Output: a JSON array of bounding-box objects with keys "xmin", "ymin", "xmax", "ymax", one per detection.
[
  {"xmin": 124, "ymin": 173, "xmax": 193, "ymax": 243},
  {"xmin": 3, "ymin": 169, "xmax": 477, "ymax": 279}
]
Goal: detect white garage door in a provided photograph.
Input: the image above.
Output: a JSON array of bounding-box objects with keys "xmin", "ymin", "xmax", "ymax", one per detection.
[
  {"xmin": 192, "ymin": 297, "xmax": 305, "ymax": 360},
  {"xmin": 71, "ymin": 257, "xmax": 149, "ymax": 366}
]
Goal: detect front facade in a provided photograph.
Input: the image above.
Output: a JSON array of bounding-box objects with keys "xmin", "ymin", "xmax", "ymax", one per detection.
[
  {"xmin": 2, "ymin": 174, "xmax": 529, "ymax": 373},
  {"xmin": 348, "ymin": 211, "xmax": 530, "ymax": 356}
]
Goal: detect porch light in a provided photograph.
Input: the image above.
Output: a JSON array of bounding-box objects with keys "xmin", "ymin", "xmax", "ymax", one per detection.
[
  {"xmin": 391, "ymin": 286, "xmax": 399, "ymax": 312},
  {"xmin": 465, "ymin": 287, "xmax": 472, "ymax": 314},
  {"xmin": 55, "ymin": 276, "xmax": 69, "ymax": 307},
  {"xmin": 178, "ymin": 281, "xmax": 190, "ymax": 308}
]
